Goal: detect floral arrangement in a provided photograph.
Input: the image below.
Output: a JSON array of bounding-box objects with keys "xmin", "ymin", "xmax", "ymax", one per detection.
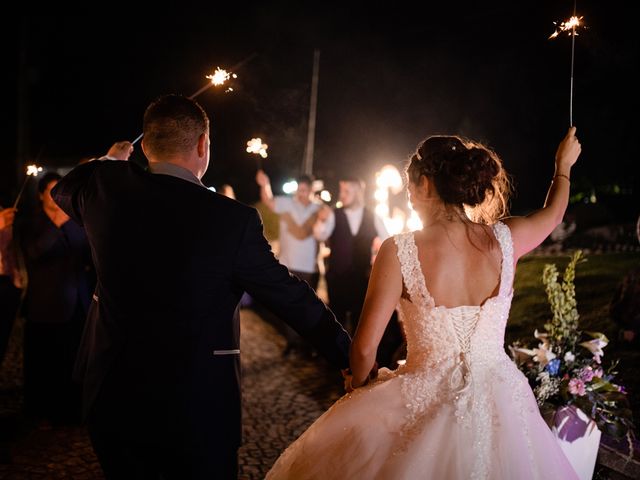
[{"xmin": 510, "ymin": 250, "xmax": 634, "ymax": 439}]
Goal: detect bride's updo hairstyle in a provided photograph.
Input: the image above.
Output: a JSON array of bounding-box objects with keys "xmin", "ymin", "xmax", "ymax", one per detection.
[{"xmin": 406, "ymin": 135, "xmax": 511, "ymax": 224}]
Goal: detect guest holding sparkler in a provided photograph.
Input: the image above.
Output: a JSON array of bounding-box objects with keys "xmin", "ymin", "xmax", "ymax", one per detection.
[
  {"xmin": 20, "ymin": 172, "xmax": 94, "ymax": 426},
  {"xmin": 255, "ymin": 169, "xmax": 323, "ymax": 356}
]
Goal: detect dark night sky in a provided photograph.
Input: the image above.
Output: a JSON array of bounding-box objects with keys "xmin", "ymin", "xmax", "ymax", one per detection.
[{"xmin": 4, "ymin": 3, "xmax": 639, "ymax": 217}]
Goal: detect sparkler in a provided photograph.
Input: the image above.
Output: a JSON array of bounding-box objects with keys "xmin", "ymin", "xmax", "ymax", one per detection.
[
  {"xmin": 13, "ymin": 164, "xmax": 43, "ymax": 208},
  {"xmin": 246, "ymin": 137, "xmax": 268, "ymax": 169},
  {"xmin": 549, "ymin": 2, "xmax": 585, "ymax": 126},
  {"xmin": 132, "ymin": 53, "xmax": 257, "ymax": 145},
  {"xmin": 131, "ymin": 68, "xmax": 236, "ymax": 146},
  {"xmin": 374, "ymin": 164, "xmax": 406, "ymax": 234}
]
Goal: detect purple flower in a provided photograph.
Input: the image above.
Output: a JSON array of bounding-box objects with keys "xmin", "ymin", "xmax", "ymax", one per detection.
[
  {"xmin": 580, "ymin": 367, "xmax": 595, "ymax": 382},
  {"xmin": 594, "ymin": 368, "xmax": 604, "ymax": 378},
  {"xmin": 545, "ymin": 358, "xmax": 561, "ymax": 376},
  {"xmin": 568, "ymin": 378, "xmax": 586, "ymax": 396}
]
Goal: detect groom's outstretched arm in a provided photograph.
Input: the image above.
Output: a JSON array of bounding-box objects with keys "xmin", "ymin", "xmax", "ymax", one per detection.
[{"xmin": 233, "ymin": 209, "xmax": 351, "ymax": 369}]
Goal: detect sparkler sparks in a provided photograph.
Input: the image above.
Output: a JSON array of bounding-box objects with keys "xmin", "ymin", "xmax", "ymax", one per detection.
[
  {"xmin": 549, "ymin": 16, "xmax": 584, "ymax": 39},
  {"xmin": 374, "ymin": 164, "xmax": 408, "ymax": 234},
  {"xmin": 27, "ymin": 165, "xmax": 43, "ymax": 177},
  {"xmin": 133, "ymin": 64, "xmax": 243, "ymax": 145},
  {"xmin": 246, "ymin": 138, "xmax": 268, "ymax": 158},
  {"xmin": 549, "ymin": 1, "xmax": 585, "ymax": 127},
  {"xmin": 13, "ymin": 164, "xmax": 43, "ymax": 208},
  {"xmin": 206, "ymin": 67, "xmax": 237, "ymax": 86},
  {"xmin": 205, "ymin": 67, "xmax": 238, "ymax": 93}
]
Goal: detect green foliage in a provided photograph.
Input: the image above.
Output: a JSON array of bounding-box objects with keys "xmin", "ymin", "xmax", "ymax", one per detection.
[{"xmin": 542, "ymin": 250, "xmax": 584, "ymax": 349}]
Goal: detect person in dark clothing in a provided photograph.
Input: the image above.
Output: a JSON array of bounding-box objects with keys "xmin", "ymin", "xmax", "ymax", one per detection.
[
  {"xmin": 20, "ymin": 172, "xmax": 94, "ymax": 425},
  {"xmin": 314, "ymin": 177, "xmax": 389, "ymax": 334},
  {"xmin": 313, "ymin": 177, "xmax": 402, "ymax": 368},
  {"xmin": 0, "ymin": 206, "xmax": 21, "ymax": 366}
]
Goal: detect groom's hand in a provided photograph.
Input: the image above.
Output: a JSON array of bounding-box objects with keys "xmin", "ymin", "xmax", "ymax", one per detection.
[
  {"xmin": 368, "ymin": 361, "xmax": 379, "ymax": 381},
  {"xmin": 341, "ymin": 368, "xmax": 354, "ymax": 393}
]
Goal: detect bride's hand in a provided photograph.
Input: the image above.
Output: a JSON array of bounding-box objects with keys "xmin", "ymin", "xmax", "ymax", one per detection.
[
  {"xmin": 342, "ymin": 362, "xmax": 379, "ymax": 393},
  {"xmin": 555, "ymin": 126, "xmax": 581, "ymax": 174}
]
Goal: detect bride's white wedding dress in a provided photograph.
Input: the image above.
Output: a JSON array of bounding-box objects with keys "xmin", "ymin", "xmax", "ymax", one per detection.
[{"xmin": 266, "ymin": 222, "xmax": 578, "ymax": 479}]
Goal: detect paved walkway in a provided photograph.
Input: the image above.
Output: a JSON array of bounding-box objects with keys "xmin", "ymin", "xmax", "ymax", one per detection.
[{"xmin": 0, "ymin": 309, "xmax": 342, "ymax": 479}]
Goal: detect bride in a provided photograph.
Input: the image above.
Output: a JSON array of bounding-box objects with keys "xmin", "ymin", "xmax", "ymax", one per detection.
[{"xmin": 267, "ymin": 128, "xmax": 581, "ymax": 479}]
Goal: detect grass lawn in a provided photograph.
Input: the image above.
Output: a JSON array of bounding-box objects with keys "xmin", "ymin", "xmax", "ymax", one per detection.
[{"xmin": 507, "ymin": 251, "xmax": 640, "ymax": 428}]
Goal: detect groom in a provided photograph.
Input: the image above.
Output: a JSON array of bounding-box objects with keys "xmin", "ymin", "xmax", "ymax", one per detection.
[{"xmin": 51, "ymin": 94, "xmax": 351, "ymax": 479}]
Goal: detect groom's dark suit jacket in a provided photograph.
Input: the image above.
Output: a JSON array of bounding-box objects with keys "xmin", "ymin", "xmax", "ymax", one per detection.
[{"xmin": 52, "ymin": 160, "xmax": 350, "ymax": 455}]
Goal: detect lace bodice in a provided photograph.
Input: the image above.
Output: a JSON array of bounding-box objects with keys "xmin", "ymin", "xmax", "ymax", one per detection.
[
  {"xmin": 394, "ymin": 221, "xmax": 514, "ymax": 373},
  {"xmin": 391, "ymin": 222, "xmax": 530, "ymax": 478}
]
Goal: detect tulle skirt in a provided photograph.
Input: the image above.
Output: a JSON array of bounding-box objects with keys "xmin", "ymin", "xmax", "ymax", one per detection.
[{"xmin": 266, "ymin": 367, "xmax": 578, "ymax": 480}]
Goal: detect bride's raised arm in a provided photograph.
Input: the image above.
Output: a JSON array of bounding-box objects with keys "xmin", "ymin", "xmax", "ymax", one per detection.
[
  {"xmin": 349, "ymin": 237, "xmax": 403, "ymax": 388},
  {"xmin": 504, "ymin": 127, "xmax": 581, "ymax": 260}
]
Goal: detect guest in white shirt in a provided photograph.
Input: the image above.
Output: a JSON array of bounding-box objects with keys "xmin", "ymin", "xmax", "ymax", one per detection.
[{"xmin": 256, "ymin": 169, "xmax": 322, "ymax": 356}]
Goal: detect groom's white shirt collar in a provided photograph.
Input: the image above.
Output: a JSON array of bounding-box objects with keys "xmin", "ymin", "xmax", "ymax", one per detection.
[{"xmin": 148, "ymin": 162, "xmax": 205, "ymax": 188}]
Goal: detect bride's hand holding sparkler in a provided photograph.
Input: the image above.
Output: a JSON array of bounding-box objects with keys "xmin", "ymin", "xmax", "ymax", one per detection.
[{"xmin": 555, "ymin": 126, "xmax": 581, "ymax": 177}]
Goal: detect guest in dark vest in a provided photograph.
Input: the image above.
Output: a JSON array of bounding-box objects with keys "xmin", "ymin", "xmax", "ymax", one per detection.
[{"xmin": 314, "ymin": 177, "xmax": 389, "ymax": 335}]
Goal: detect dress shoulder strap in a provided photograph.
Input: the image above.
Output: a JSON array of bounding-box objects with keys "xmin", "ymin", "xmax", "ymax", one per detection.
[
  {"xmin": 393, "ymin": 232, "xmax": 430, "ymax": 306},
  {"xmin": 491, "ymin": 221, "xmax": 515, "ymax": 296}
]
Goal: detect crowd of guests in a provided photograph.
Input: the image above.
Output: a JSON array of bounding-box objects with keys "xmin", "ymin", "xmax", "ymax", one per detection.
[{"xmin": 255, "ymin": 169, "xmax": 404, "ymax": 365}]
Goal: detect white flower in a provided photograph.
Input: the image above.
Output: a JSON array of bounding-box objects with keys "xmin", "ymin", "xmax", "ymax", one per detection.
[
  {"xmin": 511, "ymin": 346, "xmax": 556, "ymax": 368},
  {"xmin": 564, "ymin": 351, "xmax": 575, "ymax": 363},
  {"xmin": 533, "ymin": 347, "xmax": 556, "ymax": 368},
  {"xmin": 579, "ymin": 338, "xmax": 607, "ymax": 357},
  {"xmin": 523, "ymin": 330, "xmax": 556, "ymax": 367},
  {"xmin": 509, "ymin": 345, "xmax": 532, "ymax": 364}
]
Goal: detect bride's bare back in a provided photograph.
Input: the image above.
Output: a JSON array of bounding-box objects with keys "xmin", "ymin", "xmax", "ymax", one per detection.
[{"xmin": 414, "ymin": 222, "xmax": 502, "ymax": 308}]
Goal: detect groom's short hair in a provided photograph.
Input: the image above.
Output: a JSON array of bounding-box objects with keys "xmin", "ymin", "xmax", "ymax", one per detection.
[{"xmin": 143, "ymin": 94, "xmax": 209, "ymax": 158}]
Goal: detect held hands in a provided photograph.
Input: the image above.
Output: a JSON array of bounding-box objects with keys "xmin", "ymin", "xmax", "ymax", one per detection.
[{"xmin": 555, "ymin": 126, "xmax": 581, "ymax": 175}]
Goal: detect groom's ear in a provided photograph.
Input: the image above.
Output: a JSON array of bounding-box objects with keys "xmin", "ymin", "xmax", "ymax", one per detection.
[{"xmin": 197, "ymin": 133, "xmax": 208, "ymax": 157}]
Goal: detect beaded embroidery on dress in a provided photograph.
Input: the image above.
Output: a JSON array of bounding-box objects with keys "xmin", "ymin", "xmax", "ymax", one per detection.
[{"xmin": 266, "ymin": 222, "xmax": 578, "ymax": 480}]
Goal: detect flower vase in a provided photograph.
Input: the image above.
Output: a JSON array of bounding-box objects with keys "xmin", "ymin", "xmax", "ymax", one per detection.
[{"xmin": 551, "ymin": 405, "xmax": 601, "ymax": 480}]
